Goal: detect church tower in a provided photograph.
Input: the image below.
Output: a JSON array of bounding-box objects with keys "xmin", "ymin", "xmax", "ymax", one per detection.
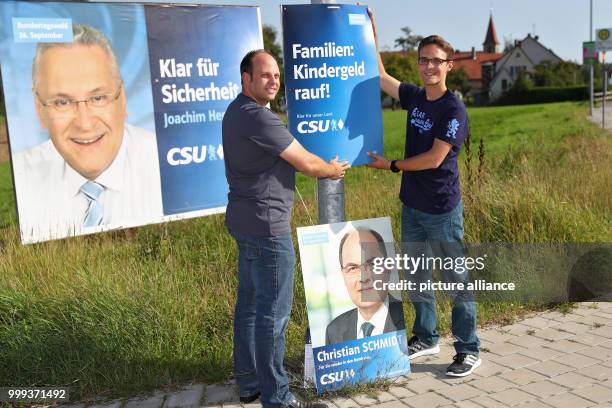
[{"xmin": 483, "ymin": 13, "xmax": 500, "ymax": 53}]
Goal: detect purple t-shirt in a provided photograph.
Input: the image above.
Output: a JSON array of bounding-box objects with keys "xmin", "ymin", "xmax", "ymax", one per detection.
[{"xmin": 398, "ymin": 83, "xmax": 468, "ymax": 214}]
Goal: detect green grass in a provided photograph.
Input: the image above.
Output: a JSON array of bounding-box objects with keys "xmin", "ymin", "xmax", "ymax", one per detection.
[{"xmin": 0, "ymin": 102, "xmax": 610, "ymax": 402}]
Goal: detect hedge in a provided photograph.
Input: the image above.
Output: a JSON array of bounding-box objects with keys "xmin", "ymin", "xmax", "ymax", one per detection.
[{"xmin": 493, "ymin": 85, "xmax": 590, "ymax": 106}]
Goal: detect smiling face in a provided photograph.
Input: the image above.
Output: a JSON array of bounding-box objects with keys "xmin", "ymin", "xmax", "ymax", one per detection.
[
  {"xmin": 418, "ymin": 44, "xmax": 453, "ymax": 88},
  {"xmin": 340, "ymin": 230, "xmax": 390, "ymax": 313},
  {"xmin": 34, "ymin": 44, "xmax": 126, "ymax": 180},
  {"xmin": 242, "ymin": 52, "xmax": 280, "ymax": 106}
]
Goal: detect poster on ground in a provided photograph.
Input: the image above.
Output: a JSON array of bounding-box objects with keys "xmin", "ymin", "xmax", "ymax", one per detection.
[
  {"xmin": 282, "ymin": 4, "xmax": 382, "ymax": 166},
  {"xmin": 297, "ymin": 217, "xmax": 411, "ymax": 393},
  {"xmin": 0, "ymin": 1, "xmax": 262, "ymax": 244}
]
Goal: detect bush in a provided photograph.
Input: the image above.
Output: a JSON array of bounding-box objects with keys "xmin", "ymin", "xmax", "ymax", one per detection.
[{"xmin": 493, "ymin": 85, "xmax": 589, "ymax": 106}]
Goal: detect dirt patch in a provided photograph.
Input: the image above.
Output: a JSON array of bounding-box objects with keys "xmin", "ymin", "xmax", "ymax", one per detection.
[{"xmin": 0, "ymin": 144, "xmax": 7, "ymax": 162}]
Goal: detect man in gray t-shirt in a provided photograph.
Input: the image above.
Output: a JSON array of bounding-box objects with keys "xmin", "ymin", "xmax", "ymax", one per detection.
[
  {"xmin": 222, "ymin": 50, "xmax": 349, "ymax": 408},
  {"xmin": 223, "ymin": 92, "xmax": 295, "ymax": 236}
]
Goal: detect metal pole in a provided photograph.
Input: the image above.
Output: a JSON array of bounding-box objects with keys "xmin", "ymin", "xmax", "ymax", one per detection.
[
  {"xmin": 602, "ymin": 52, "xmax": 607, "ymax": 128},
  {"xmin": 590, "ymin": 0, "xmax": 594, "ymax": 117},
  {"xmin": 311, "ymin": 0, "xmax": 345, "ymax": 225},
  {"xmin": 603, "ymin": 65, "xmax": 607, "ymax": 129},
  {"xmin": 305, "ymin": 0, "xmax": 343, "ymax": 387}
]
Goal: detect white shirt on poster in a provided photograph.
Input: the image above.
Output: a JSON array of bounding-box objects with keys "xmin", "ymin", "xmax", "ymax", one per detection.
[
  {"xmin": 355, "ymin": 296, "xmax": 389, "ymax": 339},
  {"xmin": 12, "ymin": 124, "xmax": 163, "ymax": 243}
]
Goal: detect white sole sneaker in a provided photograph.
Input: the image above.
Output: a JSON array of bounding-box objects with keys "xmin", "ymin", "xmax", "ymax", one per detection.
[
  {"xmin": 446, "ymin": 357, "xmax": 481, "ymax": 377},
  {"xmin": 409, "ymin": 344, "xmax": 440, "ymax": 360}
]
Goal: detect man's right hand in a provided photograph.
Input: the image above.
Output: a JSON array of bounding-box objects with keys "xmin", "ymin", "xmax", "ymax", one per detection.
[
  {"xmin": 328, "ymin": 156, "xmax": 351, "ymax": 180},
  {"xmin": 281, "ymin": 140, "xmax": 351, "ymax": 179}
]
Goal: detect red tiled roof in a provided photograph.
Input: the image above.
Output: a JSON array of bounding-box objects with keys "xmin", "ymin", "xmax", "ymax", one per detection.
[
  {"xmin": 452, "ymin": 52, "xmax": 503, "ymax": 81},
  {"xmin": 380, "ymin": 50, "xmax": 503, "ymax": 82}
]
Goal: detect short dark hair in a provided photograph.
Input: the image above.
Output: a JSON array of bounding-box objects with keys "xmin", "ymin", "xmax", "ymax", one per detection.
[
  {"xmin": 338, "ymin": 228, "xmax": 387, "ymax": 267},
  {"xmin": 240, "ymin": 49, "xmax": 276, "ymax": 77},
  {"xmin": 417, "ymin": 35, "xmax": 455, "ymax": 60}
]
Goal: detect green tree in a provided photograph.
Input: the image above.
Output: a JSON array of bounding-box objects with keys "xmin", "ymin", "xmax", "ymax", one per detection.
[
  {"xmin": 587, "ymin": 62, "xmax": 607, "ymax": 92},
  {"xmin": 382, "ymin": 52, "xmax": 421, "ymax": 84},
  {"xmin": 262, "ymin": 24, "xmax": 285, "ymax": 112},
  {"xmin": 534, "ymin": 60, "xmax": 584, "ymax": 87},
  {"xmin": 394, "ymin": 27, "xmax": 423, "ymax": 52},
  {"xmin": 263, "ymin": 24, "xmax": 283, "ymax": 66},
  {"xmin": 381, "ymin": 52, "xmax": 421, "ymax": 109},
  {"xmin": 508, "ymin": 71, "xmax": 533, "ymax": 96},
  {"xmin": 447, "ymin": 67, "xmax": 471, "ymax": 95}
]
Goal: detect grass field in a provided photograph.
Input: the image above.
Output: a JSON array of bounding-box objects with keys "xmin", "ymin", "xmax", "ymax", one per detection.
[{"xmin": 0, "ymin": 102, "xmax": 610, "ymax": 401}]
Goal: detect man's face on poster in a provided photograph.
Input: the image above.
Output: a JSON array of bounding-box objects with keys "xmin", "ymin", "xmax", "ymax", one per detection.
[
  {"xmin": 340, "ymin": 230, "xmax": 390, "ymax": 311},
  {"xmin": 34, "ymin": 44, "xmax": 126, "ymax": 180}
]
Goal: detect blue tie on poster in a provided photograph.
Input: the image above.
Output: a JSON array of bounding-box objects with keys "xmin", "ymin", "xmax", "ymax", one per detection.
[
  {"xmin": 0, "ymin": 1, "xmax": 262, "ymax": 243},
  {"xmin": 282, "ymin": 4, "xmax": 383, "ymax": 166}
]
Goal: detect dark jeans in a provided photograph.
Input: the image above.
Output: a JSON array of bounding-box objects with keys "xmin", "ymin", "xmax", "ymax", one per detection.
[
  {"xmin": 401, "ymin": 202, "xmax": 480, "ymax": 355},
  {"xmin": 230, "ymin": 230, "xmax": 295, "ymax": 408}
]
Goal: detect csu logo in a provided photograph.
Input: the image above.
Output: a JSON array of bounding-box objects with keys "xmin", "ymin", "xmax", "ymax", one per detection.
[
  {"xmin": 297, "ymin": 118, "xmax": 344, "ymax": 134},
  {"xmin": 167, "ymin": 144, "xmax": 224, "ymax": 166},
  {"xmin": 320, "ymin": 368, "xmax": 356, "ymax": 385}
]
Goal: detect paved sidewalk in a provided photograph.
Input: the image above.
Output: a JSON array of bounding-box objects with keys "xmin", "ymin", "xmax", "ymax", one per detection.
[
  {"xmin": 589, "ymin": 102, "xmax": 612, "ymax": 131},
  {"xmin": 78, "ymin": 302, "xmax": 612, "ymax": 408}
]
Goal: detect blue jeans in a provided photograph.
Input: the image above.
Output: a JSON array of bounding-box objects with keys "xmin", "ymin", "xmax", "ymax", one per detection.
[
  {"xmin": 401, "ymin": 202, "xmax": 480, "ymax": 355},
  {"xmin": 230, "ymin": 230, "xmax": 295, "ymax": 408}
]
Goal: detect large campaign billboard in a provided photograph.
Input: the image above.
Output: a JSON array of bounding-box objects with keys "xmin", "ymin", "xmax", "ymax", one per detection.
[
  {"xmin": 297, "ymin": 217, "xmax": 411, "ymax": 393},
  {"xmin": 0, "ymin": 1, "xmax": 262, "ymax": 244},
  {"xmin": 282, "ymin": 4, "xmax": 382, "ymax": 166}
]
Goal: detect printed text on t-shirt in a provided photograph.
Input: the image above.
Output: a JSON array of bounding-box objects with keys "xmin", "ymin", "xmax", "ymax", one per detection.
[{"xmin": 410, "ymin": 108, "xmax": 433, "ymax": 132}]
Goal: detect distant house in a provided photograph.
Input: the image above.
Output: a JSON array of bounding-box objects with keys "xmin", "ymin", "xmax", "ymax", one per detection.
[
  {"xmin": 378, "ymin": 13, "xmax": 563, "ymax": 105},
  {"xmin": 489, "ymin": 34, "xmax": 563, "ymax": 100},
  {"xmin": 452, "ymin": 50, "xmax": 502, "ymax": 100},
  {"xmin": 452, "ymin": 14, "xmax": 503, "ymax": 101}
]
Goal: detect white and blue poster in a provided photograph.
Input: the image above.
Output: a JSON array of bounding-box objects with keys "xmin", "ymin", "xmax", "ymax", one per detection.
[
  {"xmin": 282, "ymin": 4, "xmax": 382, "ymax": 166},
  {"xmin": 0, "ymin": 1, "xmax": 262, "ymax": 244},
  {"xmin": 297, "ymin": 217, "xmax": 410, "ymax": 393}
]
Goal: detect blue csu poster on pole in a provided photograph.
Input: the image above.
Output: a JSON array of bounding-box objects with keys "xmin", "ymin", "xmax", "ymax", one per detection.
[
  {"xmin": 297, "ymin": 217, "xmax": 410, "ymax": 393},
  {"xmin": 0, "ymin": 1, "xmax": 262, "ymax": 244},
  {"xmin": 282, "ymin": 4, "xmax": 382, "ymax": 166}
]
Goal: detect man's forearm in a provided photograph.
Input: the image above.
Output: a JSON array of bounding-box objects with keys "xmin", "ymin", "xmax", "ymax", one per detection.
[
  {"xmin": 396, "ymin": 152, "xmax": 443, "ymax": 171},
  {"xmin": 301, "ymin": 155, "xmax": 337, "ymax": 178},
  {"xmin": 310, "ymin": 161, "xmax": 336, "ymax": 178}
]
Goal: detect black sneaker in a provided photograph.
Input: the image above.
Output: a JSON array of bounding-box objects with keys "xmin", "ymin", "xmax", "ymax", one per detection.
[
  {"xmin": 407, "ymin": 335, "xmax": 440, "ymax": 360},
  {"xmin": 239, "ymin": 391, "xmax": 260, "ymax": 403},
  {"xmin": 446, "ymin": 353, "xmax": 481, "ymax": 377},
  {"xmin": 286, "ymin": 396, "xmax": 328, "ymax": 408}
]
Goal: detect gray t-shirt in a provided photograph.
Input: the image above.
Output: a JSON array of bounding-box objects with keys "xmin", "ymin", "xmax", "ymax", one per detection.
[{"xmin": 222, "ymin": 93, "xmax": 296, "ymax": 236}]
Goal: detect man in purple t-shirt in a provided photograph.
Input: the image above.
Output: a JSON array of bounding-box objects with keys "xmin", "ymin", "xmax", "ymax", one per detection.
[{"xmin": 365, "ymin": 9, "xmax": 481, "ymax": 377}]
